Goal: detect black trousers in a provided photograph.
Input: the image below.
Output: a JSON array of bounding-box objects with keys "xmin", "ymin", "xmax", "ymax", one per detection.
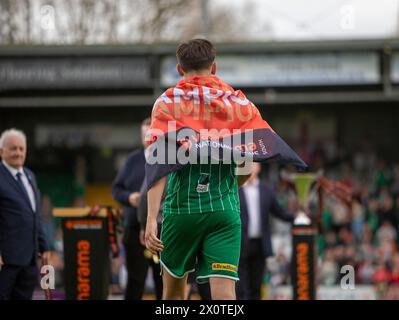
[
  {"xmin": 187, "ymin": 272, "xmax": 212, "ymax": 300},
  {"xmin": 0, "ymin": 256, "xmax": 37, "ymax": 300},
  {"xmin": 147, "ymin": 256, "xmax": 163, "ymax": 300},
  {"xmin": 237, "ymin": 239, "xmax": 265, "ymax": 300},
  {"xmin": 123, "ymin": 225, "xmax": 163, "ymax": 300}
]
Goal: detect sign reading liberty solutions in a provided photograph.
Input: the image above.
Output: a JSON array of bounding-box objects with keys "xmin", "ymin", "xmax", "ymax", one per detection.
[{"xmin": 0, "ymin": 57, "xmax": 151, "ymax": 90}]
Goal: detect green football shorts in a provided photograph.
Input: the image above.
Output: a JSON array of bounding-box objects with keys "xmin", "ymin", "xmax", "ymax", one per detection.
[{"xmin": 159, "ymin": 210, "xmax": 241, "ymax": 283}]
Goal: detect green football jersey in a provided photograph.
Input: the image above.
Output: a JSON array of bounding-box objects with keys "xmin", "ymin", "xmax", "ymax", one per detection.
[{"xmin": 163, "ymin": 162, "xmax": 240, "ymax": 216}]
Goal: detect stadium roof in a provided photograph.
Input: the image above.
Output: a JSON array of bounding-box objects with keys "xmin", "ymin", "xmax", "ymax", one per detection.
[
  {"xmin": 1, "ymin": 38, "xmax": 399, "ymax": 56},
  {"xmin": 2, "ymin": 38, "xmax": 399, "ymax": 107}
]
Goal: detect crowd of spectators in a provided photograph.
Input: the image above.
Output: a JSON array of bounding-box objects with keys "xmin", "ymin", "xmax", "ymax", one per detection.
[{"xmin": 264, "ymin": 139, "xmax": 399, "ymax": 299}]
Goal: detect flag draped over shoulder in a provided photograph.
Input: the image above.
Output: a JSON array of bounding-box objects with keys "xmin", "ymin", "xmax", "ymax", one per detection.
[{"xmin": 145, "ymin": 75, "xmax": 307, "ymax": 190}]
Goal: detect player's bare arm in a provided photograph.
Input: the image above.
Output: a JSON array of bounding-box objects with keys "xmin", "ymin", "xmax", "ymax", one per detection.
[{"xmin": 145, "ymin": 176, "xmax": 167, "ymax": 254}]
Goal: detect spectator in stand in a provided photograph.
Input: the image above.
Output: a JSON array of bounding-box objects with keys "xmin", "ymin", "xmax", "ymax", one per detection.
[
  {"xmin": 365, "ymin": 197, "xmax": 379, "ymax": 234},
  {"xmin": 358, "ymin": 241, "xmax": 376, "ymax": 263},
  {"xmin": 390, "ymin": 254, "xmax": 399, "ymax": 284},
  {"xmin": 376, "ymin": 239, "xmax": 396, "ymax": 265},
  {"xmin": 373, "ymin": 260, "xmax": 391, "ymax": 299},
  {"xmin": 344, "ymin": 245, "xmax": 356, "ymax": 267},
  {"xmin": 376, "ymin": 222, "xmax": 397, "ymax": 245},
  {"xmin": 357, "ymin": 257, "xmax": 375, "ymax": 285},
  {"xmin": 337, "ymin": 227, "xmax": 354, "ymax": 247},
  {"xmin": 325, "ymin": 230, "xmax": 338, "ymax": 249},
  {"xmin": 276, "ymin": 250, "xmax": 291, "ymax": 285},
  {"xmin": 377, "ymin": 194, "xmax": 398, "ymax": 229},
  {"xmin": 267, "ymin": 247, "xmax": 291, "ymax": 287},
  {"xmin": 331, "ymin": 201, "xmax": 350, "ymax": 234},
  {"xmin": 375, "ymin": 160, "xmax": 392, "ymax": 193},
  {"xmin": 319, "ymin": 248, "xmax": 338, "ymax": 286},
  {"xmin": 333, "ymin": 244, "xmax": 347, "ymax": 281},
  {"xmin": 351, "ymin": 195, "xmax": 365, "ymax": 241}
]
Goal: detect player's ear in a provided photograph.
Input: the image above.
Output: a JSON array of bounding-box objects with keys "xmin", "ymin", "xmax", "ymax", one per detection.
[
  {"xmin": 211, "ymin": 62, "xmax": 217, "ymax": 75},
  {"xmin": 177, "ymin": 64, "xmax": 185, "ymax": 77}
]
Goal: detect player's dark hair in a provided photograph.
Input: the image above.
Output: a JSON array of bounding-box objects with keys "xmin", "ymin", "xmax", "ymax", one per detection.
[{"xmin": 176, "ymin": 39, "xmax": 216, "ymax": 72}]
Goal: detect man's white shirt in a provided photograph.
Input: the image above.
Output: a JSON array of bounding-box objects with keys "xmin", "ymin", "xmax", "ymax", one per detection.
[{"xmin": 243, "ymin": 178, "xmax": 261, "ymax": 239}]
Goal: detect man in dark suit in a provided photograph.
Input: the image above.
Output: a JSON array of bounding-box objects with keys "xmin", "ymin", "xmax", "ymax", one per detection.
[
  {"xmin": 237, "ymin": 163, "xmax": 295, "ymax": 300},
  {"xmin": 112, "ymin": 118, "xmax": 151, "ymax": 300},
  {"xmin": 0, "ymin": 128, "xmax": 49, "ymax": 300}
]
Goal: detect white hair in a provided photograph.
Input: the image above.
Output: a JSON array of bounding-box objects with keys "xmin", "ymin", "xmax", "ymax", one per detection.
[{"xmin": 0, "ymin": 128, "xmax": 27, "ymax": 148}]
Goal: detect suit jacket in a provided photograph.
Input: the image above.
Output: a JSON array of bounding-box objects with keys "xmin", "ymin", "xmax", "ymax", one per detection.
[
  {"xmin": 112, "ymin": 149, "xmax": 146, "ymax": 243},
  {"xmin": 239, "ymin": 181, "xmax": 294, "ymax": 258},
  {"xmin": 0, "ymin": 162, "xmax": 49, "ymax": 266}
]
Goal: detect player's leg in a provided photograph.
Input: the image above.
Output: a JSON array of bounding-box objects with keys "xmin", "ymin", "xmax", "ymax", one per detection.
[
  {"xmin": 162, "ymin": 270, "xmax": 188, "ymax": 300},
  {"xmin": 123, "ymin": 229, "xmax": 148, "ymax": 300},
  {"xmin": 196, "ymin": 210, "xmax": 241, "ymax": 300},
  {"xmin": 160, "ymin": 214, "xmax": 204, "ymax": 300},
  {"xmin": 209, "ymin": 277, "xmax": 236, "ymax": 300}
]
